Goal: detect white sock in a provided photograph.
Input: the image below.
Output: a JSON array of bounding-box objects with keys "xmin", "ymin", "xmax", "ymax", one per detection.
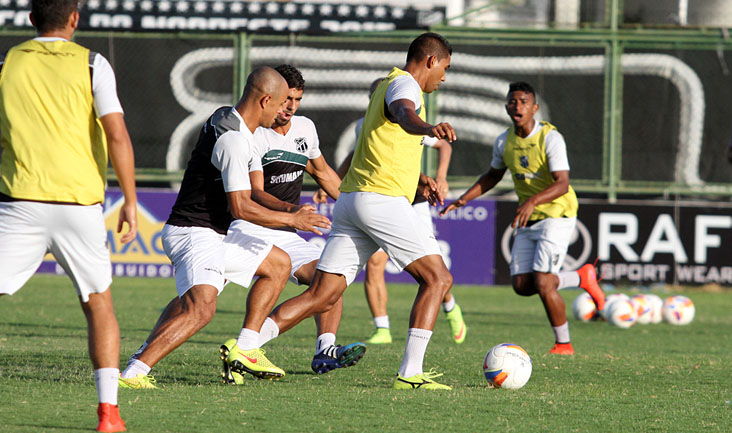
[
  {"xmin": 442, "ymin": 296, "xmax": 456, "ymax": 313},
  {"xmin": 373, "ymin": 315, "xmax": 390, "ymax": 329},
  {"xmin": 315, "ymin": 332, "xmax": 336, "ymax": 354},
  {"xmin": 258, "ymin": 317, "xmax": 280, "ymax": 346},
  {"xmin": 552, "ymin": 322, "xmax": 571, "ymax": 344},
  {"xmin": 94, "ymin": 368, "xmax": 119, "ymax": 405},
  {"xmin": 398, "ymin": 328, "xmax": 433, "ymax": 378},
  {"xmin": 236, "ymin": 327, "xmax": 260, "ymax": 351},
  {"xmin": 557, "ymin": 271, "xmax": 580, "ymax": 290},
  {"xmin": 121, "ymin": 359, "xmax": 151, "ymax": 379}
]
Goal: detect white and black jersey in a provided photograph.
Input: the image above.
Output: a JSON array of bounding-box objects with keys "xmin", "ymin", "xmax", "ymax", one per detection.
[
  {"xmin": 167, "ymin": 107, "xmax": 254, "ymax": 234},
  {"xmin": 250, "ymin": 116, "xmax": 321, "ymax": 206}
]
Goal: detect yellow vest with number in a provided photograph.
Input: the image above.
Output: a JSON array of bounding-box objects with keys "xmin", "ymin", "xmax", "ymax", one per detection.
[
  {"xmin": 0, "ymin": 39, "xmax": 107, "ymax": 204},
  {"xmin": 339, "ymin": 67, "xmax": 425, "ymax": 203},
  {"xmin": 502, "ymin": 121, "xmax": 578, "ymax": 220}
]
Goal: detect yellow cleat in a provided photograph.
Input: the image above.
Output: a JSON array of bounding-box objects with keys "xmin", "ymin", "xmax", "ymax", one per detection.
[
  {"xmin": 445, "ymin": 304, "xmax": 466, "ymax": 344},
  {"xmin": 219, "ymin": 339, "xmax": 245, "ymax": 385},
  {"xmin": 393, "ymin": 370, "xmax": 452, "ymax": 390},
  {"xmin": 223, "ymin": 344, "xmax": 285, "ymax": 380},
  {"xmin": 366, "ymin": 327, "xmax": 392, "ymax": 344},
  {"xmin": 118, "ymin": 373, "xmax": 157, "ymax": 389}
]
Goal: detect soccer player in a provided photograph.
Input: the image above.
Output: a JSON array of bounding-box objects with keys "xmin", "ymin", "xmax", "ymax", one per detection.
[
  {"xmin": 440, "ymin": 81, "xmax": 605, "ymax": 355},
  {"xmin": 322, "ymin": 78, "xmax": 466, "ymax": 345},
  {"xmin": 119, "ymin": 67, "xmax": 330, "ymax": 388},
  {"xmin": 220, "ymin": 64, "xmax": 365, "ymax": 380},
  {"xmin": 0, "ymin": 1, "xmax": 136, "ymax": 431},
  {"xmin": 244, "ymin": 32, "xmax": 458, "ymax": 390}
]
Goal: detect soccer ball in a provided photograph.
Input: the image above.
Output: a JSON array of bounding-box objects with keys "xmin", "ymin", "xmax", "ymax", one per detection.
[
  {"xmin": 599, "ymin": 293, "xmax": 630, "ymax": 320},
  {"xmin": 572, "ymin": 292, "xmax": 598, "ymax": 322},
  {"xmin": 483, "ymin": 343, "xmax": 532, "ymax": 390},
  {"xmin": 630, "ymin": 294, "xmax": 653, "ymax": 324},
  {"xmin": 645, "ymin": 293, "xmax": 664, "ymax": 324},
  {"xmin": 606, "ymin": 299, "xmax": 637, "ymax": 328},
  {"xmin": 662, "ymin": 295, "xmax": 695, "ymax": 325}
]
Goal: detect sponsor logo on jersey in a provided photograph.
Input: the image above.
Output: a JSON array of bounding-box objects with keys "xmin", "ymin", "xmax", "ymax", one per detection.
[
  {"xmin": 270, "ymin": 170, "xmax": 303, "ymax": 184},
  {"xmin": 519, "ymin": 155, "xmax": 529, "ymax": 168}
]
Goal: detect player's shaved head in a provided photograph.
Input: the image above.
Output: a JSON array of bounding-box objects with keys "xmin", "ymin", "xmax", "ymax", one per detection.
[{"xmin": 244, "ymin": 66, "xmax": 288, "ymax": 99}]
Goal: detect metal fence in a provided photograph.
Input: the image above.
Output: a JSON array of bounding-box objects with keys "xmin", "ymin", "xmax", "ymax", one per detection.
[{"xmin": 2, "ymin": 23, "xmax": 732, "ymax": 198}]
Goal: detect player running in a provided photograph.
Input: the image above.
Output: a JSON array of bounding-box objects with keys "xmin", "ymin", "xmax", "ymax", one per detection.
[
  {"xmin": 220, "ymin": 64, "xmax": 365, "ymax": 382},
  {"xmin": 441, "ymin": 81, "xmax": 604, "ymax": 355},
  {"xmin": 320, "ymin": 77, "xmax": 465, "ymax": 345},
  {"xmin": 119, "ymin": 67, "xmax": 330, "ymax": 388},
  {"xmin": 0, "ymin": 1, "xmax": 136, "ymax": 431},
  {"xmin": 251, "ymin": 32, "xmax": 458, "ymax": 390}
]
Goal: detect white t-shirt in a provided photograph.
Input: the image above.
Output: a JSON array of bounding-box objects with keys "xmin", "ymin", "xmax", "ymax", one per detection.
[
  {"xmin": 210, "ymin": 109, "xmax": 253, "ymax": 193},
  {"xmin": 384, "ymin": 73, "xmax": 422, "ymax": 111},
  {"xmin": 490, "ymin": 121, "xmax": 570, "ymax": 172},
  {"xmin": 249, "ymin": 116, "xmax": 322, "ymax": 173},
  {"xmin": 33, "ymin": 37, "xmax": 123, "ymax": 118}
]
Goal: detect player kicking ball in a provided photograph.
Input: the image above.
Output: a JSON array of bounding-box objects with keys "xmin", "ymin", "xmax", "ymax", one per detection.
[{"xmin": 441, "ymin": 81, "xmax": 604, "ymax": 355}]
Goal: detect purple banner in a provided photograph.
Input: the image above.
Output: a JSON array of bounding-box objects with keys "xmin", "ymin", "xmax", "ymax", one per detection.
[
  {"xmin": 36, "ymin": 189, "xmax": 499, "ymax": 284},
  {"xmin": 299, "ymin": 194, "xmax": 497, "ymax": 285}
]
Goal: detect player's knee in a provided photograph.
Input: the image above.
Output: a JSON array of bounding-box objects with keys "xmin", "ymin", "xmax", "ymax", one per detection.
[
  {"xmin": 424, "ymin": 270, "xmax": 452, "ymax": 297},
  {"xmin": 261, "ymin": 247, "xmax": 292, "ymax": 283},
  {"xmin": 512, "ymin": 283, "xmax": 536, "ymax": 296}
]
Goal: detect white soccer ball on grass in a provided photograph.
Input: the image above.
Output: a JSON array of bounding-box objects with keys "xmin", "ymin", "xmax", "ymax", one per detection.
[
  {"xmin": 483, "ymin": 343, "xmax": 532, "ymax": 390},
  {"xmin": 662, "ymin": 295, "xmax": 695, "ymax": 325},
  {"xmin": 572, "ymin": 292, "xmax": 598, "ymax": 322},
  {"xmin": 606, "ymin": 299, "xmax": 637, "ymax": 328}
]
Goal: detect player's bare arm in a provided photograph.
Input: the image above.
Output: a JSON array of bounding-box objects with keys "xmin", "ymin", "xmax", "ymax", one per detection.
[
  {"xmin": 512, "ymin": 170, "xmax": 570, "ymax": 229},
  {"xmin": 388, "ymin": 99, "xmax": 457, "ymax": 142},
  {"xmin": 305, "ymin": 155, "xmax": 341, "ymax": 200},
  {"xmin": 227, "ymin": 189, "xmax": 330, "ymax": 235},
  {"xmin": 440, "ymin": 167, "xmax": 506, "ymax": 216},
  {"xmin": 249, "ymin": 170, "xmax": 300, "ymax": 212},
  {"xmin": 433, "ymin": 139, "xmax": 452, "ymax": 197},
  {"xmin": 313, "ymin": 151, "xmax": 353, "ymax": 204},
  {"xmin": 100, "ymin": 112, "xmax": 137, "ymax": 244}
]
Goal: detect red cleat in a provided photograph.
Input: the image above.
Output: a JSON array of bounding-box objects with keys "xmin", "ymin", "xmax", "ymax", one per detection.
[
  {"xmin": 97, "ymin": 403, "xmax": 126, "ymax": 432},
  {"xmin": 577, "ymin": 263, "xmax": 605, "ymax": 311},
  {"xmin": 549, "ymin": 342, "xmax": 574, "ymax": 355}
]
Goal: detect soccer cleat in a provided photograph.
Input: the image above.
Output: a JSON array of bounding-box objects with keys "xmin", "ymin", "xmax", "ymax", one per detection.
[
  {"xmin": 549, "ymin": 342, "xmax": 575, "ymax": 355},
  {"xmin": 96, "ymin": 403, "xmax": 126, "ymax": 432},
  {"xmin": 445, "ymin": 304, "xmax": 467, "ymax": 344},
  {"xmin": 222, "ymin": 344, "xmax": 285, "ymax": 379},
  {"xmin": 311, "ymin": 342, "xmax": 367, "ymax": 374},
  {"xmin": 118, "ymin": 373, "xmax": 157, "ymax": 389},
  {"xmin": 393, "ymin": 370, "xmax": 452, "ymax": 390},
  {"xmin": 219, "ymin": 339, "xmax": 245, "ymax": 385},
  {"xmin": 366, "ymin": 328, "xmax": 392, "ymax": 344},
  {"xmin": 577, "ymin": 263, "xmax": 605, "ymax": 311}
]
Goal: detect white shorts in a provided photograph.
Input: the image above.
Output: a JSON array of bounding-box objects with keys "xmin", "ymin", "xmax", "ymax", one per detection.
[
  {"xmin": 412, "ymin": 201, "xmax": 434, "ymax": 233},
  {"xmin": 162, "ymin": 224, "xmax": 273, "ymax": 297},
  {"xmin": 317, "ymin": 192, "xmax": 442, "ymax": 285},
  {"xmin": 0, "ymin": 201, "xmax": 111, "ymax": 302},
  {"xmin": 229, "ymin": 219, "xmax": 322, "ymax": 285},
  {"xmin": 510, "ymin": 217, "xmax": 577, "ymax": 276}
]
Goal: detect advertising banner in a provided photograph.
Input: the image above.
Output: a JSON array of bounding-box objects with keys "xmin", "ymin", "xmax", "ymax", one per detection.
[
  {"xmin": 37, "ymin": 190, "xmax": 499, "ymax": 285},
  {"xmin": 493, "ymin": 198, "xmax": 732, "ymax": 285},
  {"xmin": 39, "ymin": 189, "xmax": 175, "ymax": 278},
  {"xmin": 299, "ymin": 196, "xmax": 497, "ymax": 285}
]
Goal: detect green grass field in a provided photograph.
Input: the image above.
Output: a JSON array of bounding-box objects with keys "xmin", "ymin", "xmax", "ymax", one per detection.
[{"xmin": 1, "ymin": 275, "xmax": 731, "ymax": 432}]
